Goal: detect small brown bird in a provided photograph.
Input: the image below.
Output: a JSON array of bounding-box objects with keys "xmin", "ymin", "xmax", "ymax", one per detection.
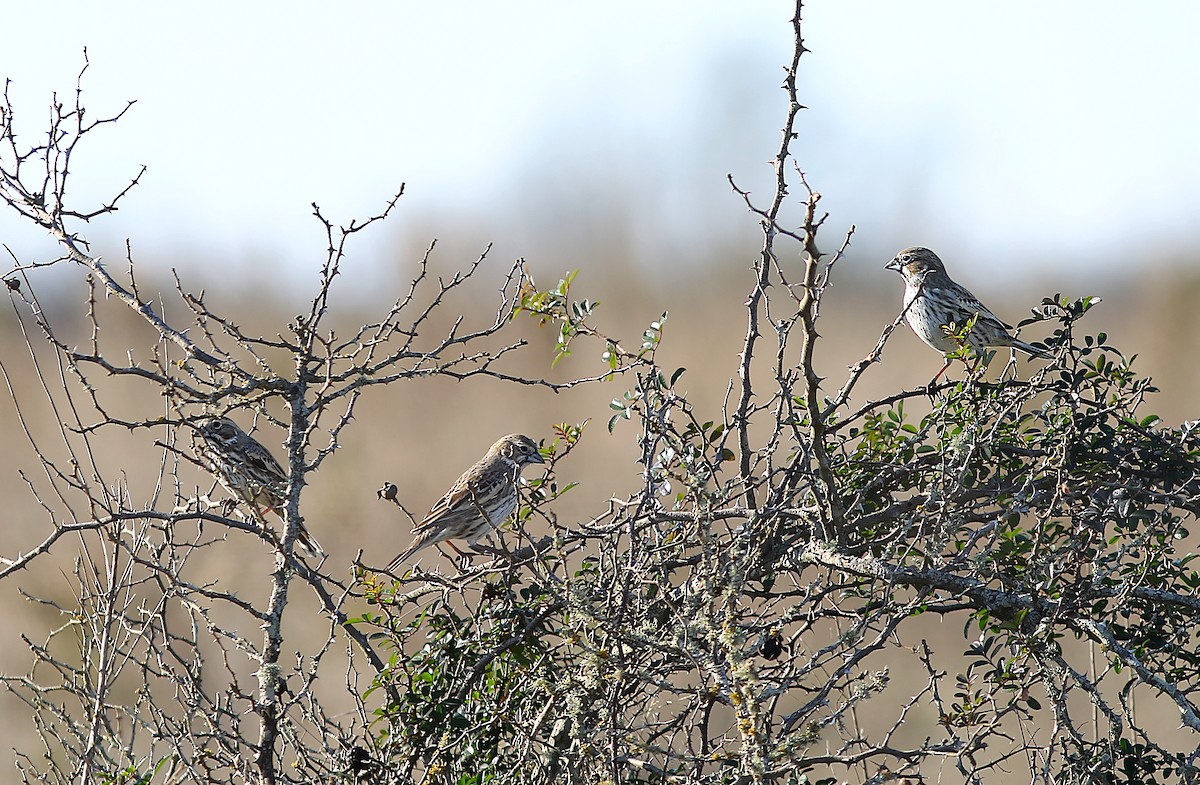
[
  {"xmin": 193, "ymin": 416, "xmax": 326, "ymax": 559},
  {"xmin": 886, "ymin": 246, "xmax": 1046, "ymax": 379},
  {"xmin": 386, "ymin": 434, "xmax": 545, "ymax": 571}
]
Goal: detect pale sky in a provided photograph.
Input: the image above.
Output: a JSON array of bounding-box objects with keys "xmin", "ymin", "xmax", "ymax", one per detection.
[{"xmin": 1, "ymin": 3, "xmax": 1197, "ymax": 292}]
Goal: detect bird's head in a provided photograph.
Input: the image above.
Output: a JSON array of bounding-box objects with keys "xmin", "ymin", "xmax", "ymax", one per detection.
[
  {"xmin": 197, "ymin": 416, "xmax": 242, "ymax": 446},
  {"xmin": 885, "ymin": 246, "xmax": 946, "ymax": 282},
  {"xmin": 493, "ymin": 434, "xmax": 545, "ymax": 468}
]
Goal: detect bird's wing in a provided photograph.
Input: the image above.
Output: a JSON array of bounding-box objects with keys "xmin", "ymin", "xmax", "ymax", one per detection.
[
  {"xmin": 947, "ymin": 283, "xmax": 1013, "ymax": 331},
  {"xmin": 390, "ymin": 474, "xmax": 477, "ymax": 570},
  {"xmin": 415, "ymin": 468, "xmax": 478, "ymax": 532},
  {"xmin": 971, "ymin": 307, "xmax": 1013, "ymax": 333},
  {"xmin": 246, "ymin": 445, "xmax": 289, "ymax": 486}
]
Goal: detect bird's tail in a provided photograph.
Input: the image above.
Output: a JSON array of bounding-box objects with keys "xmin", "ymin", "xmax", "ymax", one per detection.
[
  {"xmin": 385, "ymin": 537, "xmax": 432, "ymax": 573},
  {"xmin": 265, "ymin": 507, "xmax": 326, "ymax": 560},
  {"xmin": 1012, "ymin": 338, "xmax": 1050, "ymax": 359},
  {"xmin": 296, "ymin": 524, "xmax": 327, "ymax": 560}
]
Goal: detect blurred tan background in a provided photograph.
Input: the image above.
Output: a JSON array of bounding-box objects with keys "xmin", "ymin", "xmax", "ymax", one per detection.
[
  {"xmin": 2, "ymin": 0, "xmax": 1200, "ymax": 776},
  {"xmin": 0, "ymin": 234, "xmax": 1197, "ymax": 774}
]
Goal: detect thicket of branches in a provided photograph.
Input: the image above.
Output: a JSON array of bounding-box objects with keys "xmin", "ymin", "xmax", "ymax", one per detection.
[{"xmin": 2, "ymin": 5, "xmax": 1200, "ymax": 785}]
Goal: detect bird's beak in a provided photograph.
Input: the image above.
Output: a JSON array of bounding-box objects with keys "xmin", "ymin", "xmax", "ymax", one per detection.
[
  {"xmin": 884, "ymin": 257, "xmax": 901, "ymax": 272},
  {"xmin": 531, "ymin": 451, "xmax": 546, "ymax": 464}
]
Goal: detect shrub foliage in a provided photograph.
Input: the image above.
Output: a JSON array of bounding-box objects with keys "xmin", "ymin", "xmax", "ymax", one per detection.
[{"xmin": 1, "ymin": 8, "xmax": 1198, "ymax": 785}]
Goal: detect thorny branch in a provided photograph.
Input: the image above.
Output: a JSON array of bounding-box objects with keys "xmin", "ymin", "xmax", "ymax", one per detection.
[
  {"xmin": 2, "ymin": 7, "xmax": 1200, "ymax": 785},
  {"xmin": 0, "ymin": 55, "xmax": 630, "ymax": 785}
]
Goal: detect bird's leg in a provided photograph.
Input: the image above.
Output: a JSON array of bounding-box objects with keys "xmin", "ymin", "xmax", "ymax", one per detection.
[
  {"xmin": 436, "ymin": 540, "xmax": 478, "ymax": 572},
  {"xmin": 926, "ymin": 357, "xmax": 954, "ymax": 396},
  {"xmin": 247, "ymin": 503, "xmax": 284, "ymax": 548}
]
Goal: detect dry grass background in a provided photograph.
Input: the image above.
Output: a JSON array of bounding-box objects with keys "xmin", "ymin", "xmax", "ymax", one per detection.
[{"xmin": 1, "ymin": 227, "xmax": 1198, "ymax": 774}]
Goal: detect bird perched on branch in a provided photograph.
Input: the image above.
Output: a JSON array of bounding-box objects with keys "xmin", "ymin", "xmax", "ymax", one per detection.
[
  {"xmin": 193, "ymin": 416, "xmax": 326, "ymax": 559},
  {"xmin": 886, "ymin": 246, "xmax": 1047, "ymax": 380},
  {"xmin": 386, "ymin": 433, "xmax": 545, "ymax": 571}
]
